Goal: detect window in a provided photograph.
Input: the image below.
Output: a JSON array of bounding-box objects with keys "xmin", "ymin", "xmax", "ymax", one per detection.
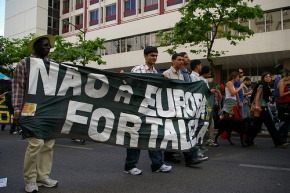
[
  {"xmin": 124, "ymin": 0, "xmax": 136, "ymax": 17},
  {"xmin": 90, "ymin": 0, "xmax": 99, "ymax": 5},
  {"xmin": 251, "ymin": 15, "xmax": 265, "ymax": 33},
  {"xmin": 76, "ymin": 0, "xmax": 83, "ymax": 9},
  {"xmin": 106, "ymin": 4, "xmax": 116, "ymax": 22},
  {"xmin": 265, "ymin": 11, "xmax": 281, "ymax": 32},
  {"xmin": 144, "ymin": 0, "xmax": 158, "ymax": 12},
  {"xmin": 167, "ymin": 0, "xmax": 183, "ymax": 7},
  {"xmin": 283, "ymin": 9, "xmax": 290, "ymax": 30},
  {"xmin": 62, "ymin": 0, "xmax": 70, "ymax": 14},
  {"xmin": 75, "ymin": 14, "xmax": 83, "ymax": 29},
  {"xmin": 62, "ymin": 18, "xmax": 69, "ymax": 33},
  {"xmin": 90, "ymin": 9, "xmax": 99, "ymax": 26}
]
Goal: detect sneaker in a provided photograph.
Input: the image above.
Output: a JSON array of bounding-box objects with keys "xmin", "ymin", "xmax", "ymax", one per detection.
[
  {"xmin": 124, "ymin": 168, "xmax": 142, "ymax": 175},
  {"xmin": 197, "ymin": 154, "xmax": 209, "ymax": 161},
  {"xmin": 207, "ymin": 141, "xmax": 219, "ymax": 147},
  {"xmin": 155, "ymin": 164, "xmax": 172, "ymax": 173},
  {"xmin": 37, "ymin": 178, "xmax": 58, "ymax": 188},
  {"xmin": 25, "ymin": 182, "xmax": 38, "ymax": 193},
  {"xmin": 275, "ymin": 143, "xmax": 289, "ymax": 148},
  {"xmin": 185, "ymin": 159, "xmax": 203, "ymax": 167}
]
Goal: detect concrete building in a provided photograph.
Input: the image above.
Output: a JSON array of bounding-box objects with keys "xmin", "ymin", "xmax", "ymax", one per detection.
[{"xmin": 4, "ymin": 0, "xmax": 290, "ymax": 83}]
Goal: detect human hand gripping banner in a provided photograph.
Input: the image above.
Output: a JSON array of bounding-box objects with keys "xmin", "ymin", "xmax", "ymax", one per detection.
[{"xmin": 19, "ymin": 58, "xmax": 214, "ymax": 151}]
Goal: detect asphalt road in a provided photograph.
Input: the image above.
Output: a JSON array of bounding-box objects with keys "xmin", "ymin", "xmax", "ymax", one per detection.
[{"xmin": 1, "ymin": 129, "xmax": 290, "ymax": 193}]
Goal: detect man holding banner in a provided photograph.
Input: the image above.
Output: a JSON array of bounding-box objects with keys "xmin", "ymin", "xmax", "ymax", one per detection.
[
  {"xmin": 124, "ymin": 46, "xmax": 172, "ymax": 175},
  {"xmin": 12, "ymin": 34, "xmax": 58, "ymax": 193}
]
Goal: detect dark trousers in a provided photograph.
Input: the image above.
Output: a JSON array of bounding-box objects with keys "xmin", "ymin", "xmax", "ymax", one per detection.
[
  {"xmin": 125, "ymin": 148, "xmax": 163, "ymax": 172},
  {"xmin": 247, "ymin": 108, "xmax": 285, "ymax": 146}
]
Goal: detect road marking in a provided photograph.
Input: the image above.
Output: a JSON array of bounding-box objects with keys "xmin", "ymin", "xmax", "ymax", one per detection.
[
  {"xmin": 240, "ymin": 164, "xmax": 290, "ymax": 172},
  {"xmin": 54, "ymin": 144, "xmax": 94, "ymax": 150}
]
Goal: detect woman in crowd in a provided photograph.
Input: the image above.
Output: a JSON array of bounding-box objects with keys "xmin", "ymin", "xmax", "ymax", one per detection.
[
  {"xmin": 245, "ymin": 72, "xmax": 288, "ymax": 147},
  {"xmin": 219, "ymin": 71, "xmax": 244, "ymax": 139},
  {"xmin": 276, "ymin": 68, "xmax": 290, "ymax": 143},
  {"xmin": 221, "ymin": 71, "xmax": 244, "ymax": 118}
]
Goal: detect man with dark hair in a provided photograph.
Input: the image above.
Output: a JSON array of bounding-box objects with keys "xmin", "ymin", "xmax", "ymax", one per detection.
[
  {"xmin": 163, "ymin": 53, "xmax": 184, "ymax": 79},
  {"xmin": 179, "ymin": 52, "xmax": 191, "ymax": 82},
  {"xmin": 274, "ymin": 64, "xmax": 283, "ymax": 103},
  {"xmin": 200, "ymin": 66, "xmax": 218, "ymax": 147},
  {"xmin": 163, "ymin": 53, "xmax": 204, "ymax": 166},
  {"xmin": 124, "ymin": 46, "xmax": 172, "ymax": 175},
  {"xmin": 190, "ymin": 60, "xmax": 202, "ymax": 82},
  {"xmin": 12, "ymin": 34, "xmax": 58, "ymax": 193}
]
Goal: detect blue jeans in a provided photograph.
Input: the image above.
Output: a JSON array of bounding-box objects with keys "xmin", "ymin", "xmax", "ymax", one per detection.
[{"xmin": 125, "ymin": 148, "xmax": 163, "ymax": 172}]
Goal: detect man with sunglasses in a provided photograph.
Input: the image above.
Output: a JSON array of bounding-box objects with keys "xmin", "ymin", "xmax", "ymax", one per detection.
[{"xmin": 12, "ymin": 34, "xmax": 58, "ymax": 193}]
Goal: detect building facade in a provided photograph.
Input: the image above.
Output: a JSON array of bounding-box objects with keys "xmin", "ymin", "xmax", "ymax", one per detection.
[{"xmin": 4, "ymin": 0, "xmax": 290, "ymax": 83}]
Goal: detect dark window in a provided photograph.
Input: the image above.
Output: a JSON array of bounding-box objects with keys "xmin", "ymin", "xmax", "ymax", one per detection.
[
  {"xmin": 90, "ymin": 9, "xmax": 99, "ymax": 26},
  {"xmin": 106, "ymin": 4, "xmax": 116, "ymax": 22},
  {"xmin": 124, "ymin": 0, "xmax": 136, "ymax": 17}
]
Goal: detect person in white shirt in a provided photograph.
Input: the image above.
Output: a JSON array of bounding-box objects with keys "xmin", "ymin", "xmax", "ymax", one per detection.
[
  {"xmin": 124, "ymin": 46, "xmax": 172, "ymax": 175},
  {"xmin": 190, "ymin": 60, "xmax": 202, "ymax": 82}
]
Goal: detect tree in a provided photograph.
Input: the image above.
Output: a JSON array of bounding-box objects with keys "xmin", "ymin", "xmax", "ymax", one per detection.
[
  {"xmin": 0, "ymin": 35, "xmax": 31, "ymax": 76},
  {"xmin": 158, "ymin": 0, "xmax": 263, "ymax": 67},
  {"xmin": 49, "ymin": 34, "xmax": 106, "ymax": 66}
]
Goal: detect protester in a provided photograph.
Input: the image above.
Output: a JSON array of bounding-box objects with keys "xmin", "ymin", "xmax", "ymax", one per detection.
[
  {"xmin": 219, "ymin": 71, "xmax": 244, "ymax": 139},
  {"xmin": 242, "ymin": 77, "xmax": 252, "ymax": 118},
  {"xmin": 188, "ymin": 59, "xmax": 208, "ymax": 155},
  {"xmin": 234, "ymin": 69, "xmax": 244, "ymax": 116},
  {"xmin": 199, "ymin": 66, "xmax": 218, "ymax": 147},
  {"xmin": 163, "ymin": 53, "xmax": 204, "ymax": 166},
  {"xmin": 276, "ymin": 68, "xmax": 290, "ymax": 143},
  {"xmin": 0, "ymin": 90, "xmax": 8, "ymax": 131},
  {"xmin": 179, "ymin": 52, "xmax": 191, "ymax": 82},
  {"xmin": 12, "ymin": 34, "xmax": 58, "ymax": 193},
  {"xmin": 245, "ymin": 72, "xmax": 289, "ymax": 147},
  {"xmin": 124, "ymin": 46, "xmax": 172, "ymax": 175}
]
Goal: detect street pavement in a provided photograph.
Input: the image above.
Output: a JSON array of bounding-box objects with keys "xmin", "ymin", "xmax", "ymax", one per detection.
[{"xmin": 1, "ymin": 128, "xmax": 290, "ymax": 193}]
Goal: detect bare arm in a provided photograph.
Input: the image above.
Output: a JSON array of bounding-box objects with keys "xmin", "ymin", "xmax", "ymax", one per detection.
[
  {"xmin": 254, "ymin": 87, "xmax": 263, "ymax": 112},
  {"xmin": 277, "ymin": 81, "xmax": 290, "ymax": 97},
  {"xmin": 226, "ymin": 81, "xmax": 244, "ymax": 96}
]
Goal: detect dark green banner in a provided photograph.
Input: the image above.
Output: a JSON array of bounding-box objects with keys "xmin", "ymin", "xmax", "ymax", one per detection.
[{"xmin": 19, "ymin": 58, "xmax": 214, "ymax": 151}]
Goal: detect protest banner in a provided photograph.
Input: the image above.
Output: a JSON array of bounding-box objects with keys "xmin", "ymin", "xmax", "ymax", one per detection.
[{"xmin": 18, "ymin": 58, "xmax": 214, "ymax": 151}]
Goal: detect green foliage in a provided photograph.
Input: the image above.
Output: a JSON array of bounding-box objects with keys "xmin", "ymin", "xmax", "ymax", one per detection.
[
  {"xmin": 0, "ymin": 34, "xmax": 32, "ymax": 76},
  {"xmin": 49, "ymin": 34, "xmax": 106, "ymax": 66},
  {"xmin": 158, "ymin": 0, "xmax": 263, "ymax": 66}
]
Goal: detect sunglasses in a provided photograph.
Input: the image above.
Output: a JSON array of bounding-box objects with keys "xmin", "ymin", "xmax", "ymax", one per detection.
[
  {"xmin": 239, "ymin": 72, "xmax": 244, "ymax": 74},
  {"xmin": 38, "ymin": 42, "xmax": 51, "ymax": 47}
]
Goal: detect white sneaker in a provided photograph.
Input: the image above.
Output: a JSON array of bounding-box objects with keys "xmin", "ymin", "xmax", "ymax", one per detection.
[
  {"xmin": 197, "ymin": 153, "xmax": 208, "ymax": 161},
  {"xmin": 124, "ymin": 168, "xmax": 142, "ymax": 175},
  {"xmin": 155, "ymin": 164, "xmax": 172, "ymax": 173},
  {"xmin": 37, "ymin": 178, "xmax": 58, "ymax": 188},
  {"xmin": 25, "ymin": 182, "xmax": 38, "ymax": 193}
]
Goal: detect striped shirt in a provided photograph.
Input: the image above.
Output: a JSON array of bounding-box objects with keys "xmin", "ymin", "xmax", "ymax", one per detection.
[
  {"xmin": 12, "ymin": 56, "xmax": 50, "ymax": 119},
  {"xmin": 163, "ymin": 66, "xmax": 184, "ymax": 80},
  {"xmin": 131, "ymin": 64, "xmax": 157, "ymax": 74}
]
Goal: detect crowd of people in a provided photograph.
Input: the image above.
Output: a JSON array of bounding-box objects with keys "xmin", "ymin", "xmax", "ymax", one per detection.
[{"xmin": 1, "ymin": 33, "xmax": 289, "ymax": 193}]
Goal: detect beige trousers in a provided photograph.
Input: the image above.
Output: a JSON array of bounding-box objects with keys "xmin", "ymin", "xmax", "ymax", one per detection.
[{"xmin": 23, "ymin": 138, "xmax": 55, "ymax": 184}]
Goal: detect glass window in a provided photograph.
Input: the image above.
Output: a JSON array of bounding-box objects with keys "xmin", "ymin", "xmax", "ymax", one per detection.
[
  {"xmin": 145, "ymin": 0, "xmax": 158, "ymax": 6},
  {"xmin": 112, "ymin": 40, "xmax": 121, "ymax": 54},
  {"xmin": 283, "ymin": 9, "xmax": 290, "ymax": 30},
  {"xmin": 145, "ymin": 33, "xmax": 150, "ymax": 47},
  {"xmin": 125, "ymin": 0, "xmax": 136, "ymax": 11},
  {"xmin": 251, "ymin": 15, "xmax": 265, "ymax": 33},
  {"xmin": 75, "ymin": 14, "xmax": 83, "ymax": 29},
  {"xmin": 265, "ymin": 11, "xmax": 281, "ymax": 32},
  {"xmin": 126, "ymin": 37, "xmax": 135, "ymax": 52},
  {"xmin": 121, "ymin": 38, "xmax": 126, "ymax": 53},
  {"xmin": 106, "ymin": 4, "xmax": 116, "ymax": 17},
  {"xmin": 63, "ymin": 0, "xmax": 70, "ymax": 14},
  {"xmin": 105, "ymin": 41, "xmax": 112, "ymax": 55},
  {"xmin": 90, "ymin": 9, "xmax": 99, "ymax": 26}
]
